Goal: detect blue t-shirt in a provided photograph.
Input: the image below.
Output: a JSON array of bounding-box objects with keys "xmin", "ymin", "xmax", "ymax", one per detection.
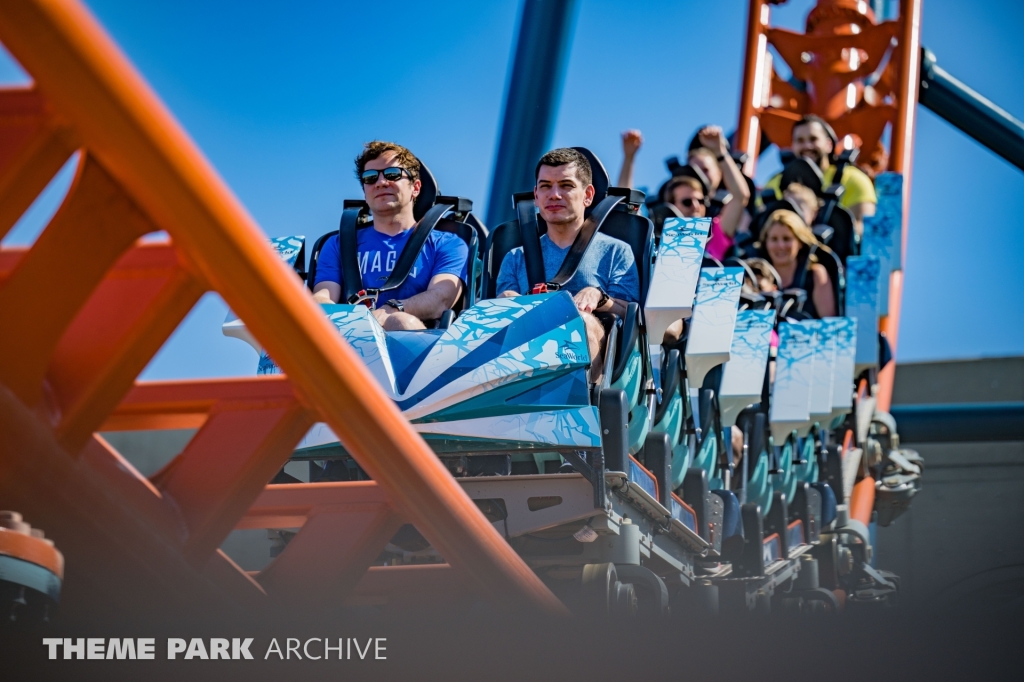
[
  {"xmin": 314, "ymin": 226, "xmax": 469, "ymax": 301},
  {"xmin": 495, "ymin": 232, "xmax": 640, "ymax": 303}
]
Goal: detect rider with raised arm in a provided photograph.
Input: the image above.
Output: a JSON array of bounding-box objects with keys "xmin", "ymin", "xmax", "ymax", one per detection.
[
  {"xmin": 495, "ymin": 148, "xmax": 640, "ymax": 382},
  {"xmin": 765, "ymin": 115, "xmax": 877, "ymax": 236},
  {"xmin": 311, "ymin": 141, "xmax": 468, "ymax": 331}
]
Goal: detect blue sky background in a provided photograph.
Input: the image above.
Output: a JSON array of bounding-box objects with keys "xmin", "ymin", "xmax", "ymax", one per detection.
[{"xmin": 1, "ymin": 0, "xmax": 1021, "ymax": 379}]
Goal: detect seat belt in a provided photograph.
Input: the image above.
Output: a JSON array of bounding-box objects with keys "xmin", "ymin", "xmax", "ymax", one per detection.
[
  {"xmin": 521, "ymin": 194, "xmax": 624, "ymax": 294},
  {"xmin": 548, "ymin": 195, "xmax": 624, "ymax": 290},
  {"xmin": 378, "ymin": 199, "xmax": 455, "ymax": 296},
  {"xmin": 516, "ymin": 194, "xmax": 548, "ymax": 292},
  {"xmin": 789, "ymin": 245, "xmax": 819, "ymax": 307},
  {"xmin": 338, "ymin": 201, "xmax": 369, "ymax": 304}
]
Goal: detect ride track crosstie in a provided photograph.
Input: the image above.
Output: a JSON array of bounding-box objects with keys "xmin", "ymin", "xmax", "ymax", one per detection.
[{"xmin": 1, "ymin": 0, "xmax": 980, "ymax": 621}]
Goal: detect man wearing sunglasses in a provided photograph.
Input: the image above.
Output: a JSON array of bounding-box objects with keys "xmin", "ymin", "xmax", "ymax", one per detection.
[
  {"xmin": 669, "ymin": 126, "xmax": 750, "ymax": 260},
  {"xmin": 495, "ymin": 148, "xmax": 639, "ymax": 384},
  {"xmin": 312, "ymin": 141, "xmax": 468, "ymax": 330}
]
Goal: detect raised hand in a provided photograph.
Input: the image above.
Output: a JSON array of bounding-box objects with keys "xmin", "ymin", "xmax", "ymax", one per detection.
[
  {"xmin": 697, "ymin": 125, "xmax": 729, "ymax": 157},
  {"xmin": 621, "ymin": 129, "xmax": 643, "ymax": 158}
]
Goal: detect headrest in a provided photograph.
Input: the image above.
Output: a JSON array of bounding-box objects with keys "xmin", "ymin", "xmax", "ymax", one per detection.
[
  {"xmin": 780, "ymin": 158, "xmax": 824, "ymax": 195},
  {"xmin": 753, "ymin": 198, "xmax": 800, "ymax": 241},
  {"xmin": 664, "ymin": 162, "xmax": 710, "ymax": 199},
  {"xmin": 413, "ymin": 161, "xmax": 439, "ymax": 222},
  {"xmin": 571, "ymin": 147, "xmax": 609, "ymax": 210}
]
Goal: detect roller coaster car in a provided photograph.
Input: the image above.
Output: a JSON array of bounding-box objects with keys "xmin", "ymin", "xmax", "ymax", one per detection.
[{"xmin": 224, "ymin": 152, "xmax": 914, "ymax": 617}]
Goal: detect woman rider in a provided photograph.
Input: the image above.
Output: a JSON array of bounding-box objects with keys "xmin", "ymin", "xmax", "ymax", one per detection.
[{"xmin": 761, "ymin": 208, "xmax": 836, "ymax": 318}]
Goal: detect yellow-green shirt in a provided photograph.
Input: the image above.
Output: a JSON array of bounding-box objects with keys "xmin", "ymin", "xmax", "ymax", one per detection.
[{"xmin": 765, "ymin": 163, "xmax": 877, "ymax": 209}]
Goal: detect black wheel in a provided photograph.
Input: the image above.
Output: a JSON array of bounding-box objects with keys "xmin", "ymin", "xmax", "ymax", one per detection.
[
  {"xmin": 801, "ymin": 586, "xmax": 841, "ymax": 614},
  {"xmin": 581, "ymin": 563, "xmax": 637, "ymax": 618}
]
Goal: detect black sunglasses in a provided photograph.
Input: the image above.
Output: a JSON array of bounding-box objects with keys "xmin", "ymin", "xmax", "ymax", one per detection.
[
  {"xmin": 676, "ymin": 196, "xmax": 705, "ymax": 208},
  {"xmin": 360, "ymin": 167, "xmax": 412, "ymax": 185}
]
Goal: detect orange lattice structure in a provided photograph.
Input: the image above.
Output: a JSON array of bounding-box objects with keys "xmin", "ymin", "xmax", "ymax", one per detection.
[
  {"xmin": 735, "ymin": 0, "xmax": 922, "ymax": 527},
  {"xmin": 0, "ymin": 0, "xmax": 563, "ymax": 616}
]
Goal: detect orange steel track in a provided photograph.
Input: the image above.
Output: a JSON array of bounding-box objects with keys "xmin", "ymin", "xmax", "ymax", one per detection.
[
  {"xmin": 735, "ymin": 0, "xmax": 922, "ymax": 527},
  {"xmin": 0, "ymin": 0, "xmax": 564, "ymax": 615}
]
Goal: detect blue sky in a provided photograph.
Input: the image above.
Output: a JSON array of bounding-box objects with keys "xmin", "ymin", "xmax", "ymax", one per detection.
[{"xmin": 1, "ymin": 0, "xmax": 1021, "ymax": 379}]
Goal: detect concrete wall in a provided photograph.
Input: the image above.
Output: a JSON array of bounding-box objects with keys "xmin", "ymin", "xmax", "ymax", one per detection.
[{"xmin": 878, "ymin": 356, "xmax": 1024, "ymax": 612}]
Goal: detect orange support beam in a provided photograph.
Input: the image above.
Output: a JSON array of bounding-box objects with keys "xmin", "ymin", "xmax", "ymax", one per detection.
[
  {"xmin": 849, "ymin": 477, "xmax": 877, "ymax": 527},
  {"xmin": 877, "ymin": 0, "xmax": 923, "ymax": 413},
  {"xmin": 736, "ymin": 0, "xmax": 770, "ymax": 176},
  {"xmin": 0, "ymin": 0, "xmax": 564, "ymax": 615},
  {"xmin": 244, "ymin": 483, "xmax": 404, "ymax": 605},
  {"xmin": 733, "ymin": 0, "xmax": 923, "ymax": 411}
]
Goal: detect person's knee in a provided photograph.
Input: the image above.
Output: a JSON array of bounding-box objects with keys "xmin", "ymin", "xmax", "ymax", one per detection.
[
  {"xmin": 383, "ymin": 311, "xmax": 426, "ymax": 331},
  {"xmin": 662, "ymin": 319, "xmax": 684, "ymax": 345},
  {"xmin": 582, "ymin": 313, "xmax": 606, "ymax": 360}
]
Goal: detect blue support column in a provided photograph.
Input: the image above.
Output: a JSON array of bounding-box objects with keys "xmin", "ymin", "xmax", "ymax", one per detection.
[{"xmin": 485, "ymin": 0, "xmax": 579, "ymax": 230}]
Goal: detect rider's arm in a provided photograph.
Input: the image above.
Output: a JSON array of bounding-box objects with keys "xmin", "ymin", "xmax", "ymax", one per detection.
[
  {"xmin": 617, "ymin": 130, "xmax": 643, "ymax": 189},
  {"xmin": 715, "ymin": 154, "xmax": 751, "ymax": 239},
  {"xmin": 839, "ymin": 167, "xmax": 877, "ymax": 238},
  {"xmin": 848, "ymin": 201, "xmax": 875, "ymax": 238},
  {"xmin": 312, "ymin": 282, "xmax": 340, "ymax": 304},
  {"xmin": 494, "ymin": 248, "xmax": 525, "ymax": 298},
  {"xmin": 810, "ymin": 263, "xmax": 836, "ymax": 318},
  {"xmin": 700, "ymin": 126, "xmax": 750, "ymax": 238},
  {"xmin": 310, "ymin": 234, "xmax": 342, "ymax": 304},
  {"xmin": 380, "ymin": 232, "xmax": 468, "ymax": 321},
  {"xmin": 381, "ymin": 274, "xmax": 462, "ymax": 320},
  {"xmin": 575, "ymin": 246, "xmax": 639, "ymax": 317}
]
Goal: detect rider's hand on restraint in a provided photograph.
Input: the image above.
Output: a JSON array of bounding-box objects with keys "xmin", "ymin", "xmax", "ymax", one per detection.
[{"xmin": 574, "ymin": 287, "xmax": 603, "ymax": 314}]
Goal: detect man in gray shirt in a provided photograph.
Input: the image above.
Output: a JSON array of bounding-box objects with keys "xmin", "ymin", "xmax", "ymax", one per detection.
[{"xmin": 496, "ymin": 148, "xmax": 640, "ymax": 382}]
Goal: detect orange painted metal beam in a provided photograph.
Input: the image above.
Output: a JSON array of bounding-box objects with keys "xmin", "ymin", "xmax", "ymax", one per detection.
[
  {"xmin": 0, "ymin": 385, "xmax": 261, "ymax": 613},
  {"xmin": 736, "ymin": 0, "xmax": 770, "ymax": 176},
  {"xmin": 732, "ymin": 0, "xmax": 923, "ymax": 414},
  {"xmin": 0, "ymin": 87, "xmax": 76, "ymax": 241},
  {"xmin": 849, "ymin": 476, "xmax": 876, "ymax": 527},
  {"xmin": 877, "ymin": 0, "xmax": 922, "ymax": 413},
  {"xmin": 0, "ymin": 154, "xmax": 151, "ymax": 408},
  {"xmin": 353, "ymin": 565, "xmax": 474, "ymax": 609},
  {"xmin": 0, "ymin": 0, "xmax": 563, "ymax": 613},
  {"xmin": 104, "ymin": 376, "xmax": 297, "ymax": 432}
]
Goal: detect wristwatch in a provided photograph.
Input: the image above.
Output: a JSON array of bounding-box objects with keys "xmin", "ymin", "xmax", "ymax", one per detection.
[
  {"xmin": 596, "ymin": 290, "xmax": 610, "ymax": 310},
  {"xmin": 384, "ymin": 299, "xmax": 405, "ymax": 312}
]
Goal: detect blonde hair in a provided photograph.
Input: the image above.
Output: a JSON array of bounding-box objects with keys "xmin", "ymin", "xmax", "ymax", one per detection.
[
  {"xmin": 783, "ymin": 183, "xmax": 819, "ymax": 213},
  {"xmin": 764, "ymin": 209, "xmax": 818, "ymax": 248}
]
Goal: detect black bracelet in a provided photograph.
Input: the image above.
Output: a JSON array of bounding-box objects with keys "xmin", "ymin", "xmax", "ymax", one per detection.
[{"xmin": 597, "ymin": 290, "xmax": 610, "ymax": 309}]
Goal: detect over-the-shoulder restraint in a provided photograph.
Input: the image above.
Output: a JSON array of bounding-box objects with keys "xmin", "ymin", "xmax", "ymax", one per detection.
[
  {"xmin": 378, "ymin": 196, "xmax": 471, "ymax": 297},
  {"xmin": 516, "ymin": 192, "xmax": 625, "ymax": 293},
  {"xmin": 339, "ymin": 200, "xmax": 370, "ymax": 304}
]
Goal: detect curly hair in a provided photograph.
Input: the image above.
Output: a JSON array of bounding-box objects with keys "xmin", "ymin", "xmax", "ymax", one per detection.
[{"xmin": 354, "ymin": 140, "xmax": 421, "ymax": 181}]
